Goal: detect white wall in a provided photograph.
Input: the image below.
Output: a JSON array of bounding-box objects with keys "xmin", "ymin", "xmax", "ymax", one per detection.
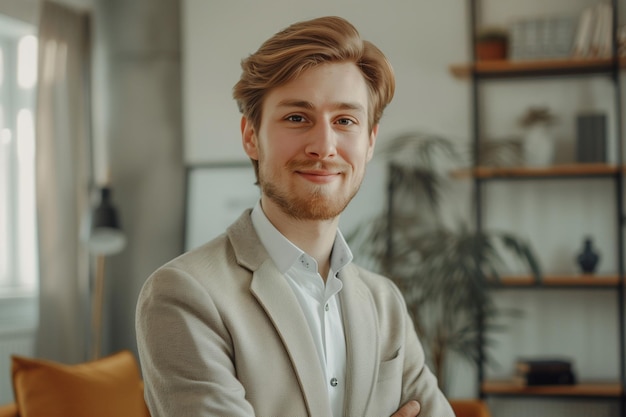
[
  {"xmin": 0, "ymin": 0, "xmax": 38, "ymax": 24},
  {"xmin": 182, "ymin": 0, "xmax": 471, "ymax": 164}
]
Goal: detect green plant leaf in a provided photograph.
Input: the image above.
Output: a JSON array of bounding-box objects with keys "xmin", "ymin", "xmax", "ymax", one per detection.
[{"xmin": 347, "ymin": 131, "xmax": 542, "ymax": 390}]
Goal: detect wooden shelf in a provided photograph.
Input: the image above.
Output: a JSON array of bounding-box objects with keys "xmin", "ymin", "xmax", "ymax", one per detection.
[
  {"xmin": 495, "ymin": 274, "xmax": 622, "ymax": 288},
  {"xmin": 460, "ymin": 3, "xmax": 626, "ymax": 409},
  {"xmin": 482, "ymin": 380, "xmax": 623, "ymax": 398},
  {"xmin": 450, "ymin": 57, "xmax": 619, "ymax": 78},
  {"xmin": 450, "ymin": 163, "xmax": 620, "ymax": 179}
]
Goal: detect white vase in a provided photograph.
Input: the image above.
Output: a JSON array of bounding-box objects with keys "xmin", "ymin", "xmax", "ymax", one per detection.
[{"xmin": 523, "ymin": 124, "xmax": 555, "ymax": 167}]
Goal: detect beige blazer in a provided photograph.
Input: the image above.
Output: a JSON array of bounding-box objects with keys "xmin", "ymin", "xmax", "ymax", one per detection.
[{"xmin": 136, "ymin": 210, "xmax": 454, "ymax": 417}]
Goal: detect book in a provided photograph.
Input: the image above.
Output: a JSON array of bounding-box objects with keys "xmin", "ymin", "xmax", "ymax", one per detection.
[
  {"xmin": 509, "ymin": 16, "xmax": 576, "ymax": 60},
  {"xmin": 514, "ymin": 369, "xmax": 577, "ymax": 386},
  {"xmin": 572, "ymin": 5, "xmax": 596, "ymax": 57},
  {"xmin": 515, "ymin": 358, "xmax": 577, "ymax": 386},
  {"xmin": 576, "ymin": 113, "xmax": 607, "ymax": 163},
  {"xmin": 515, "ymin": 358, "xmax": 572, "ymax": 374},
  {"xmin": 590, "ymin": 3, "xmax": 612, "ymax": 58},
  {"xmin": 572, "ymin": 2, "xmax": 613, "ymax": 58}
]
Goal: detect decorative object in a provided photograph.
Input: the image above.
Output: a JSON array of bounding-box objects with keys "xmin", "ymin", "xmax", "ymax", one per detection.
[
  {"xmin": 479, "ymin": 137, "xmax": 523, "ymax": 167},
  {"xmin": 577, "ymin": 237, "xmax": 600, "ymax": 274},
  {"xmin": 348, "ymin": 132, "xmax": 540, "ymax": 392},
  {"xmin": 475, "ymin": 27, "xmax": 508, "ymax": 60},
  {"xmin": 88, "ymin": 186, "xmax": 126, "ymax": 359},
  {"xmin": 576, "ymin": 113, "xmax": 606, "ymax": 163},
  {"xmin": 519, "ymin": 107, "xmax": 558, "ymax": 167}
]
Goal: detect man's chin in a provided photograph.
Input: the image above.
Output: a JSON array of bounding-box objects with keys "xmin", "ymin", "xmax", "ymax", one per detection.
[
  {"xmin": 261, "ymin": 180, "xmax": 358, "ymax": 221},
  {"xmin": 284, "ymin": 195, "xmax": 349, "ymax": 221}
]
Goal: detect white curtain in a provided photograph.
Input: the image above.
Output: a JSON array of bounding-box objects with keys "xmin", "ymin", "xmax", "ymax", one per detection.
[{"xmin": 35, "ymin": 0, "xmax": 92, "ymax": 363}]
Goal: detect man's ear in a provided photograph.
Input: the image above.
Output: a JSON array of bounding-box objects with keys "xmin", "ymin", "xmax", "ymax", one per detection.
[
  {"xmin": 241, "ymin": 117, "xmax": 259, "ymax": 160},
  {"xmin": 366, "ymin": 124, "xmax": 379, "ymax": 161}
]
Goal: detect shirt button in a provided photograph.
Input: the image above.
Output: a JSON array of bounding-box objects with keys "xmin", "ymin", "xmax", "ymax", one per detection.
[
  {"xmin": 330, "ymin": 377, "xmax": 338, "ymax": 387},
  {"xmin": 325, "ymin": 303, "xmax": 329, "ymax": 312}
]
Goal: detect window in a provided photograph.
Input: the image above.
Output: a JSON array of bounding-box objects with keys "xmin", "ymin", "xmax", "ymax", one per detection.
[{"xmin": 0, "ymin": 15, "xmax": 37, "ymax": 293}]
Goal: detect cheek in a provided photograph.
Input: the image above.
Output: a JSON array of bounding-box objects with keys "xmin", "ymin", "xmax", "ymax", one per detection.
[
  {"xmin": 263, "ymin": 134, "xmax": 301, "ymax": 161},
  {"xmin": 344, "ymin": 145, "xmax": 371, "ymax": 170}
]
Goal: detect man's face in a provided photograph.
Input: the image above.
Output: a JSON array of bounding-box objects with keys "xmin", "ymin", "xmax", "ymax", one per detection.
[{"xmin": 242, "ymin": 62, "xmax": 378, "ymax": 221}]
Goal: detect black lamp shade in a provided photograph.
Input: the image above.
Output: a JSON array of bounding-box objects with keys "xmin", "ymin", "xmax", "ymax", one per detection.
[{"xmin": 88, "ymin": 187, "xmax": 126, "ymax": 255}]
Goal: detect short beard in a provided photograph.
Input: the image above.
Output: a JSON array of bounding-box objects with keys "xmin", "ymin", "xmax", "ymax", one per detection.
[
  {"xmin": 262, "ymin": 181, "xmax": 352, "ymax": 221},
  {"xmin": 259, "ymin": 161, "xmax": 361, "ymax": 221}
]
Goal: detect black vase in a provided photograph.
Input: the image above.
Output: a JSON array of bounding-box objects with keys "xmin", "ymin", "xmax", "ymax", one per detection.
[{"xmin": 577, "ymin": 238, "xmax": 600, "ymax": 274}]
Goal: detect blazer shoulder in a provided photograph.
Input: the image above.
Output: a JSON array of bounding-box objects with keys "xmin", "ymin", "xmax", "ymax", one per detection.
[
  {"xmin": 346, "ymin": 263, "xmax": 404, "ymax": 297},
  {"xmin": 342, "ymin": 263, "xmax": 407, "ymax": 317},
  {"xmin": 153, "ymin": 209, "xmax": 262, "ymax": 278}
]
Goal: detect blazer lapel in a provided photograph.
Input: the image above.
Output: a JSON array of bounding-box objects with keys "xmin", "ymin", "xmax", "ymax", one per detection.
[
  {"xmin": 340, "ymin": 265, "xmax": 379, "ymax": 416},
  {"xmin": 250, "ymin": 265, "xmax": 331, "ymax": 416},
  {"xmin": 228, "ymin": 211, "xmax": 332, "ymax": 416}
]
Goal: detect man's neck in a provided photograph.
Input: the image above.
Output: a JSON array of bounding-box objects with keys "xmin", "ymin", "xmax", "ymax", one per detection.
[{"xmin": 260, "ymin": 198, "xmax": 339, "ymax": 280}]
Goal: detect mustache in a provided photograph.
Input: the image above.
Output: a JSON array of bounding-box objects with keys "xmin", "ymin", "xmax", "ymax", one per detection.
[{"xmin": 287, "ymin": 160, "xmax": 349, "ymax": 173}]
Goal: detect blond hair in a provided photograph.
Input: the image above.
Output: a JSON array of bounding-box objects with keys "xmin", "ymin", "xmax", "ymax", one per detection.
[{"xmin": 233, "ymin": 16, "xmax": 395, "ymax": 133}]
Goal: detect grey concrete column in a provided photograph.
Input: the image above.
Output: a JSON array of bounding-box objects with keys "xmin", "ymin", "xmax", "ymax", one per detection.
[{"xmin": 92, "ymin": 0, "xmax": 185, "ymax": 358}]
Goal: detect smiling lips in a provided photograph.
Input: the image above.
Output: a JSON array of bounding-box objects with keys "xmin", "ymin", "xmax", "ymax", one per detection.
[
  {"xmin": 297, "ymin": 169, "xmax": 342, "ymax": 184},
  {"xmin": 289, "ymin": 162, "xmax": 346, "ymax": 184}
]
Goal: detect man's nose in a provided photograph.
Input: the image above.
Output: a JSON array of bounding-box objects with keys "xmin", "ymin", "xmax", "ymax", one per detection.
[{"xmin": 305, "ymin": 122, "xmax": 337, "ymax": 159}]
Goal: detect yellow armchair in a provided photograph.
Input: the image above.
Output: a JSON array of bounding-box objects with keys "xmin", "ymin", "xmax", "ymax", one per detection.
[
  {"xmin": 2, "ymin": 350, "xmax": 149, "ymax": 417},
  {"xmin": 1, "ymin": 396, "xmax": 487, "ymax": 417},
  {"xmin": 450, "ymin": 399, "xmax": 492, "ymax": 417},
  {"xmin": 0, "ymin": 403, "xmax": 17, "ymax": 417}
]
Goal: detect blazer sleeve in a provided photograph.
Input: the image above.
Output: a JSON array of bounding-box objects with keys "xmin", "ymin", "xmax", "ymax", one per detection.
[
  {"xmin": 136, "ymin": 265, "xmax": 256, "ymax": 417},
  {"xmin": 392, "ymin": 283, "xmax": 457, "ymax": 417}
]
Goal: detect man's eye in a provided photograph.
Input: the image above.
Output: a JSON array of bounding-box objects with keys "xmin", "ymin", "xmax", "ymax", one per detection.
[
  {"xmin": 286, "ymin": 115, "xmax": 305, "ymax": 122},
  {"xmin": 336, "ymin": 118, "xmax": 355, "ymax": 126}
]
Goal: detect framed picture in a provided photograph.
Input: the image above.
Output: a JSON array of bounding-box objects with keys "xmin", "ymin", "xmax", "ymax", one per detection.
[{"xmin": 185, "ymin": 163, "xmax": 259, "ymax": 250}]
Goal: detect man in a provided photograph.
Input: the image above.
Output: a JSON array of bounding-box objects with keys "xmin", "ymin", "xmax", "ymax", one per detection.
[{"xmin": 136, "ymin": 16, "xmax": 455, "ymax": 417}]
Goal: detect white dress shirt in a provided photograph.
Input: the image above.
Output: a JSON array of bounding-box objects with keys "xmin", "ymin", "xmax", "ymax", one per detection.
[{"xmin": 251, "ymin": 202, "xmax": 352, "ymax": 417}]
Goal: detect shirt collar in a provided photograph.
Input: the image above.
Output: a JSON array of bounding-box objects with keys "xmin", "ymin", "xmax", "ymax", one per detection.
[{"xmin": 251, "ymin": 201, "xmax": 353, "ymax": 275}]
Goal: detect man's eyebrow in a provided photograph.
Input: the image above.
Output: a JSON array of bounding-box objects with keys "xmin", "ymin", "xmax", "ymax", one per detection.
[
  {"xmin": 277, "ymin": 100, "xmax": 315, "ymax": 110},
  {"xmin": 277, "ymin": 99, "xmax": 366, "ymax": 113}
]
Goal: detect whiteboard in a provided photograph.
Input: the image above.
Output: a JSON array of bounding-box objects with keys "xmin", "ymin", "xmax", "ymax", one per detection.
[{"xmin": 185, "ymin": 164, "xmax": 260, "ymax": 250}]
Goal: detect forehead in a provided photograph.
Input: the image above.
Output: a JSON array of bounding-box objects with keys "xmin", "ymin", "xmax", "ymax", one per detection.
[{"xmin": 263, "ymin": 62, "xmax": 370, "ymax": 112}]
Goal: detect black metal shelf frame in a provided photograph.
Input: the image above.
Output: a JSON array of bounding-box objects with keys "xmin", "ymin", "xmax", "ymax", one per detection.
[{"xmin": 467, "ymin": 0, "xmax": 626, "ymax": 414}]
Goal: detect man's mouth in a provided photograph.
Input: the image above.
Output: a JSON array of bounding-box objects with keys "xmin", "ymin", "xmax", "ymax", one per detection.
[{"xmin": 296, "ymin": 169, "xmax": 342, "ymax": 184}]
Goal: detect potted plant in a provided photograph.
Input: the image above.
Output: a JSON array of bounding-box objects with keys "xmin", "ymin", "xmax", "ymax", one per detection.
[
  {"xmin": 348, "ymin": 132, "xmax": 541, "ymax": 393},
  {"xmin": 475, "ymin": 27, "xmax": 508, "ymax": 61}
]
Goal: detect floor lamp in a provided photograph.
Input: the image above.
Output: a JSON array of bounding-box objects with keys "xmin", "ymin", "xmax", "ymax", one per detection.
[{"xmin": 88, "ymin": 187, "xmax": 126, "ymax": 360}]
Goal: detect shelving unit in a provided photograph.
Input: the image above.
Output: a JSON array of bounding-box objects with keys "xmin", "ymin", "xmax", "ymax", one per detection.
[
  {"xmin": 451, "ymin": 163, "xmax": 620, "ymax": 179},
  {"xmin": 450, "ymin": 57, "xmax": 617, "ymax": 79},
  {"xmin": 456, "ymin": 1, "xmax": 626, "ymax": 415},
  {"xmin": 494, "ymin": 274, "xmax": 622, "ymax": 288},
  {"xmin": 482, "ymin": 380, "xmax": 623, "ymax": 398}
]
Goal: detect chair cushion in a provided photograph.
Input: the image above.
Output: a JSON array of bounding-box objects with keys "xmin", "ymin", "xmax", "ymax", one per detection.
[
  {"xmin": 11, "ymin": 350, "xmax": 148, "ymax": 417},
  {"xmin": 450, "ymin": 399, "xmax": 492, "ymax": 417},
  {"xmin": 0, "ymin": 403, "xmax": 18, "ymax": 417}
]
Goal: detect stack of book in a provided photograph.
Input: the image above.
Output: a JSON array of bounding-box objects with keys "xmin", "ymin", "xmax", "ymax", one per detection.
[
  {"xmin": 514, "ymin": 358, "xmax": 577, "ymax": 386},
  {"xmin": 571, "ymin": 2, "xmax": 613, "ymax": 58},
  {"xmin": 509, "ymin": 16, "xmax": 577, "ymax": 61}
]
